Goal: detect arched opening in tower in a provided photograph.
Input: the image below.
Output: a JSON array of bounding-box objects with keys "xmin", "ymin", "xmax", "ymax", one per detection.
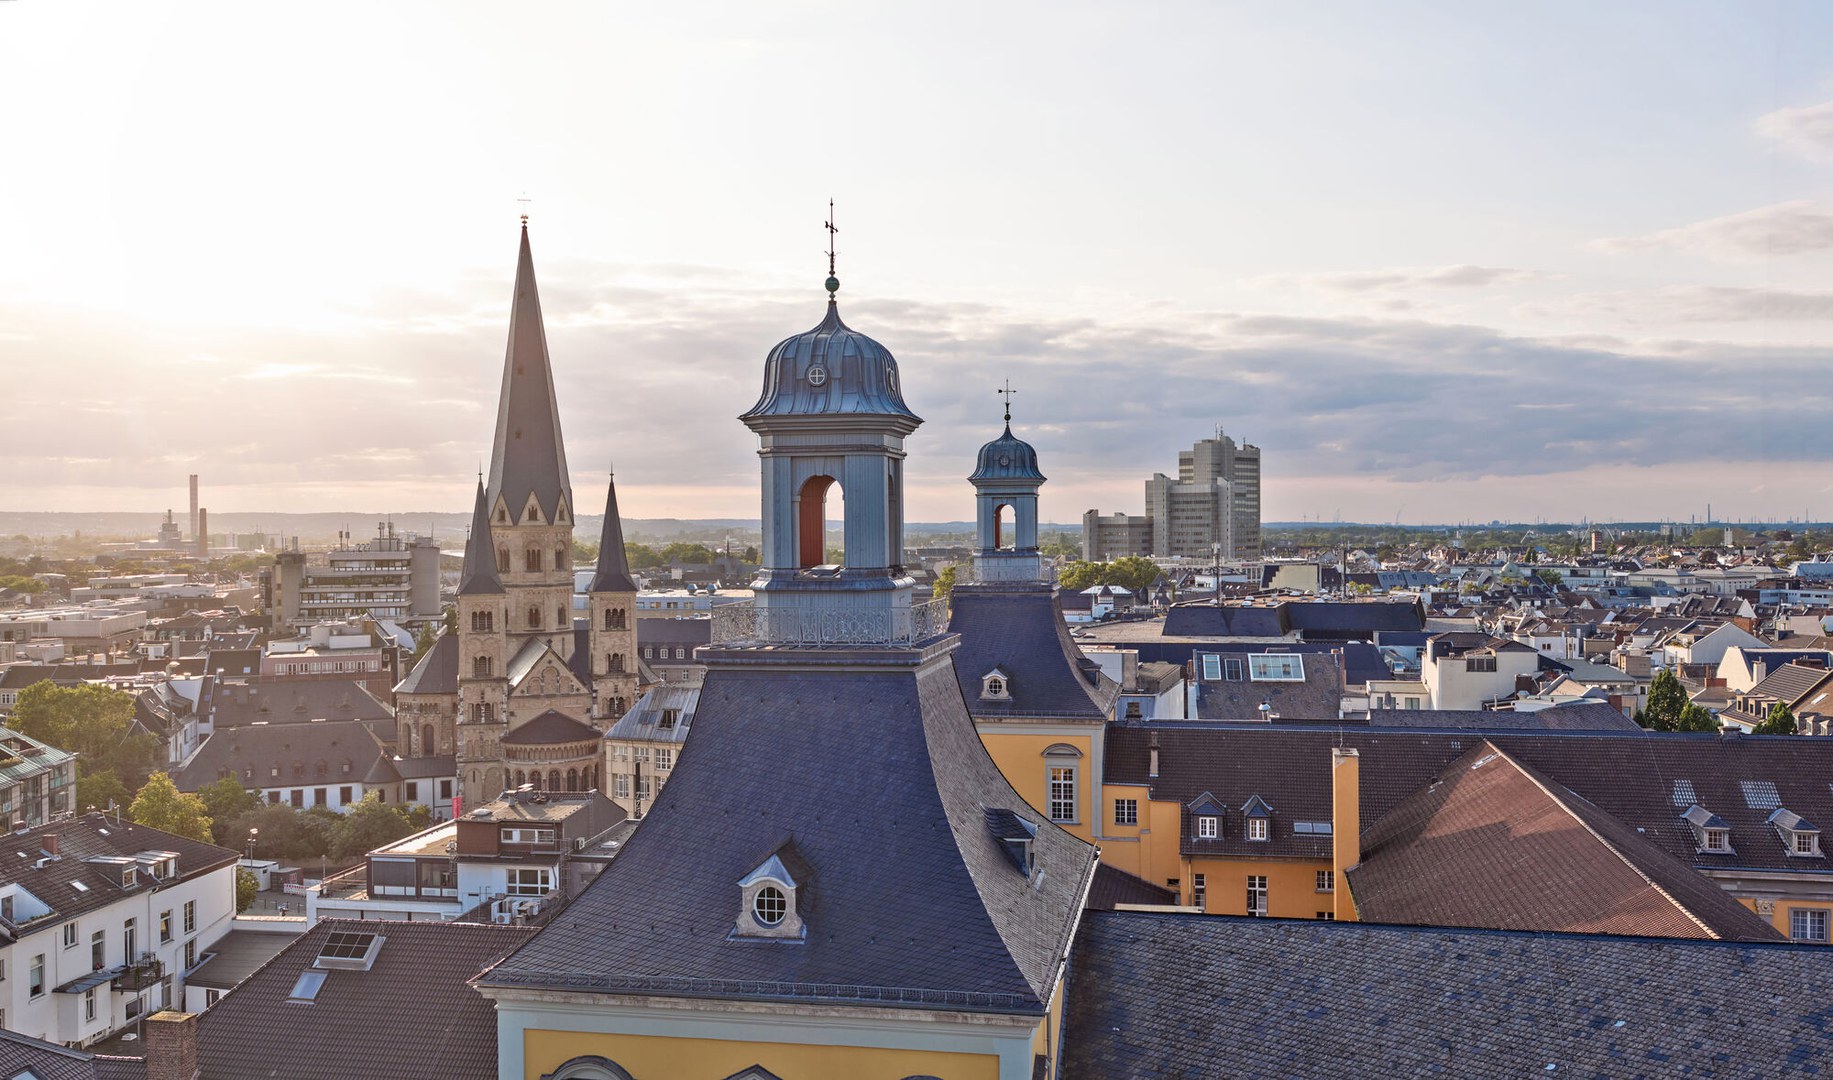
[
  {"xmin": 994, "ymin": 503, "xmax": 1013, "ymax": 551},
  {"xmin": 798, "ymin": 475, "xmax": 842, "ymax": 568}
]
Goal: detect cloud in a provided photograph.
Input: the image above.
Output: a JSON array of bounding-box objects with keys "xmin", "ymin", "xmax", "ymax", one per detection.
[
  {"xmin": 1757, "ymin": 100, "xmax": 1833, "ymax": 158},
  {"xmin": 1252, "ymin": 265, "xmax": 1545, "ymax": 293},
  {"xmin": 1594, "ymin": 200, "xmax": 1833, "ymax": 259},
  {"xmin": 1, "ymin": 266, "xmax": 1829, "ymax": 522},
  {"xmin": 1520, "ymin": 285, "xmax": 1833, "ymax": 325}
]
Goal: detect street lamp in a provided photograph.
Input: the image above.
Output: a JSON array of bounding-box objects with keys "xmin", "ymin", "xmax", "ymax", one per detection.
[{"xmin": 244, "ymin": 828, "xmax": 258, "ymax": 862}]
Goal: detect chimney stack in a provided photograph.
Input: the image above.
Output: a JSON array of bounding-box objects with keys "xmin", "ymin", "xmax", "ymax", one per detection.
[
  {"xmin": 41, "ymin": 834, "xmax": 57, "ymax": 857},
  {"xmin": 143, "ymin": 1010, "xmax": 201, "ymax": 1080},
  {"xmin": 1147, "ymin": 731, "xmax": 1160, "ymax": 779},
  {"xmin": 1331, "ymin": 746, "xmax": 1360, "ymax": 921},
  {"xmin": 197, "ymin": 509, "xmax": 209, "ymax": 559},
  {"xmin": 188, "ymin": 475, "xmax": 199, "ymax": 542}
]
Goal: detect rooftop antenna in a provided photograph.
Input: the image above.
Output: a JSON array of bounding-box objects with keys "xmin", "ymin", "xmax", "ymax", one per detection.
[
  {"xmin": 824, "ymin": 199, "xmax": 840, "ymax": 299},
  {"xmin": 997, "ymin": 379, "xmax": 1017, "ymax": 428}
]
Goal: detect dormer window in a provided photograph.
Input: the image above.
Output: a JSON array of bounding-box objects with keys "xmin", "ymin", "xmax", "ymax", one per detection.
[
  {"xmin": 1770, "ymin": 808, "xmax": 1822, "ymax": 858},
  {"xmin": 1197, "ymin": 816, "xmax": 1218, "ymax": 839},
  {"xmin": 1243, "ymin": 795, "xmax": 1273, "ymax": 841},
  {"xmin": 1247, "ymin": 817, "xmax": 1268, "ymax": 841},
  {"xmin": 1188, "ymin": 792, "xmax": 1227, "ymax": 841},
  {"xmin": 733, "ymin": 854, "xmax": 803, "ymax": 940},
  {"xmin": 980, "ymin": 668, "xmax": 1011, "ymax": 701},
  {"xmin": 1682, "ymin": 804, "xmax": 1734, "ymax": 854}
]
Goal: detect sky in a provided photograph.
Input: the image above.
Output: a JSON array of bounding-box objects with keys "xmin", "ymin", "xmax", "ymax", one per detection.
[{"xmin": 3, "ymin": 1, "xmax": 1832, "ymax": 526}]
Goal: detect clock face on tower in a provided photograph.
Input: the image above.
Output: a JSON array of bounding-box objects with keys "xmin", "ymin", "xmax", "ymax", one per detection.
[{"xmin": 806, "ymin": 365, "xmax": 828, "ymax": 387}]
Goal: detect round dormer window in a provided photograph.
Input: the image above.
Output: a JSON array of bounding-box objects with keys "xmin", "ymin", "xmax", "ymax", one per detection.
[
  {"xmin": 806, "ymin": 365, "xmax": 828, "ymax": 387},
  {"xmin": 753, "ymin": 886, "xmax": 787, "ymax": 926},
  {"xmin": 998, "ymin": 454, "xmax": 1012, "ymax": 467}
]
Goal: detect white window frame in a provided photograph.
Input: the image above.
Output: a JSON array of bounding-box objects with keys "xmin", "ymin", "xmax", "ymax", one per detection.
[
  {"xmin": 1196, "ymin": 815, "xmax": 1218, "ymax": 839},
  {"xmin": 1316, "ymin": 869, "xmax": 1334, "ymax": 893},
  {"xmin": 1201, "ymin": 654, "xmax": 1222, "ymax": 681},
  {"xmin": 1247, "ymin": 875, "xmax": 1268, "ymax": 917},
  {"xmin": 1048, "ymin": 766, "xmax": 1077, "ymax": 823},
  {"xmin": 1247, "ymin": 816, "xmax": 1269, "ymax": 841},
  {"xmin": 1791, "ymin": 908, "xmax": 1829, "ymax": 942},
  {"xmin": 506, "ymin": 867, "xmax": 553, "ymax": 897},
  {"xmin": 1115, "ymin": 798, "xmax": 1138, "ymax": 826}
]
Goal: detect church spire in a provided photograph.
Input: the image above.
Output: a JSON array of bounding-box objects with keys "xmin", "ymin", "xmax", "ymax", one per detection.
[
  {"xmin": 458, "ymin": 478, "xmax": 504, "ymax": 595},
  {"xmin": 487, "ymin": 221, "xmax": 573, "ymax": 522},
  {"xmin": 589, "ymin": 470, "xmax": 637, "ymax": 594}
]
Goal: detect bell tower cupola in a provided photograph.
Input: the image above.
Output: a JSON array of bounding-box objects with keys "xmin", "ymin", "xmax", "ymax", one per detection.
[
  {"xmin": 968, "ymin": 382, "xmax": 1047, "ymax": 583},
  {"xmin": 733, "ymin": 206, "xmax": 931, "ymax": 644}
]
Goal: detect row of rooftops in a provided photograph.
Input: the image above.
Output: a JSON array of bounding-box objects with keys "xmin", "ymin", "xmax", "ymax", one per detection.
[{"xmin": 0, "ymin": 814, "xmax": 238, "ymax": 942}]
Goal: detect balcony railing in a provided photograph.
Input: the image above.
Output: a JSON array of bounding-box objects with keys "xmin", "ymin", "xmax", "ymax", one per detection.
[
  {"xmin": 710, "ymin": 598, "xmax": 950, "ymax": 647},
  {"xmin": 115, "ymin": 955, "xmax": 164, "ymax": 992},
  {"xmin": 955, "ymin": 555, "xmax": 1062, "ymax": 585}
]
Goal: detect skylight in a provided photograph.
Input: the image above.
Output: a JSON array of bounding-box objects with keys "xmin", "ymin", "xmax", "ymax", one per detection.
[
  {"xmin": 1670, "ymin": 779, "xmax": 1698, "ymax": 808},
  {"xmin": 288, "ymin": 970, "xmax": 326, "ymax": 1001},
  {"xmin": 1741, "ymin": 780, "xmax": 1782, "ymax": 811},
  {"xmin": 314, "ymin": 931, "xmax": 384, "ymax": 971}
]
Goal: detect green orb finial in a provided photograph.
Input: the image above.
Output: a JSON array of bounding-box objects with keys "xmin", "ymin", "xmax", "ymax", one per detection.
[{"xmin": 825, "ymin": 274, "xmax": 840, "ymax": 298}]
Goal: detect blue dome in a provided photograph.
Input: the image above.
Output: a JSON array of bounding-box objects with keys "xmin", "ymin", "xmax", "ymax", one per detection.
[
  {"xmin": 969, "ymin": 424, "xmax": 1046, "ymax": 483},
  {"xmin": 741, "ymin": 301, "xmax": 920, "ymax": 427}
]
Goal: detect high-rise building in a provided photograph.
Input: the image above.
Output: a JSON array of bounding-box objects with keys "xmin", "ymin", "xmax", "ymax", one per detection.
[{"xmin": 1083, "ymin": 430, "xmax": 1261, "ymax": 562}]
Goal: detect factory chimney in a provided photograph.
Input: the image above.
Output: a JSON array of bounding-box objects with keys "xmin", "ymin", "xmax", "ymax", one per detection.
[
  {"xmin": 197, "ymin": 508, "xmax": 209, "ymax": 559},
  {"xmin": 189, "ymin": 475, "xmax": 200, "ymax": 541}
]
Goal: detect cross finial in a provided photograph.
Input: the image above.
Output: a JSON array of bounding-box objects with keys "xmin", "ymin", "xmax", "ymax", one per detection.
[
  {"xmin": 517, "ymin": 193, "xmax": 531, "ymax": 228},
  {"xmin": 997, "ymin": 380, "xmax": 1017, "ymax": 426},
  {"xmin": 823, "ymin": 199, "xmax": 840, "ymax": 299}
]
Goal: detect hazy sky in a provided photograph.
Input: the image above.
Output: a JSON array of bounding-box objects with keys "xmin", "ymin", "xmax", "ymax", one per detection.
[{"xmin": 4, "ymin": 1, "xmax": 1832, "ymax": 525}]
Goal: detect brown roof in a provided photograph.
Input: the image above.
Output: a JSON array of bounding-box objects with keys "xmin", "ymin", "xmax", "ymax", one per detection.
[
  {"xmin": 196, "ymin": 918, "xmax": 535, "ymax": 1080},
  {"xmin": 1749, "ymin": 662, "xmax": 1833, "ymax": 707},
  {"xmin": 1348, "ymin": 742, "xmax": 1779, "ymax": 941}
]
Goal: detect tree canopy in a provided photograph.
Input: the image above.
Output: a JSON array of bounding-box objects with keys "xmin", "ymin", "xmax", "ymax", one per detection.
[
  {"xmin": 7, "ymin": 682, "xmax": 159, "ymax": 802},
  {"xmin": 1635, "ymin": 669, "xmax": 1719, "ymax": 732},
  {"xmin": 330, "ymin": 793, "xmax": 417, "ymax": 859},
  {"xmin": 1058, "ymin": 556, "xmax": 1160, "ymax": 595},
  {"xmin": 128, "ymin": 772, "xmax": 214, "ymax": 843},
  {"xmin": 1754, "ymin": 702, "xmax": 1799, "ymax": 736}
]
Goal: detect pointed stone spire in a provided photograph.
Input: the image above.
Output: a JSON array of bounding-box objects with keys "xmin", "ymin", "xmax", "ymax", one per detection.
[
  {"xmin": 458, "ymin": 478, "xmax": 504, "ymax": 595},
  {"xmin": 487, "ymin": 222, "xmax": 573, "ymax": 522},
  {"xmin": 589, "ymin": 471, "xmax": 637, "ymax": 594}
]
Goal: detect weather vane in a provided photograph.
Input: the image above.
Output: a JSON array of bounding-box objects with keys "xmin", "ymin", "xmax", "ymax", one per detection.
[
  {"xmin": 997, "ymin": 380, "xmax": 1017, "ymax": 426},
  {"xmin": 824, "ymin": 199, "xmax": 840, "ymax": 298},
  {"xmin": 517, "ymin": 193, "xmax": 531, "ymax": 227}
]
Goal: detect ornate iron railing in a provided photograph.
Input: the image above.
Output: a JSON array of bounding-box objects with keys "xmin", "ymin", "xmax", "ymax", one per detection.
[
  {"xmin": 711, "ymin": 598, "xmax": 950, "ymax": 646},
  {"xmin": 955, "ymin": 555, "xmax": 1061, "ymax": 585}
]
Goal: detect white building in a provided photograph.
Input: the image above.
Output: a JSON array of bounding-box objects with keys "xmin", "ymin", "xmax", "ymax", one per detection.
[{"xmin": 0, "ymin": 814, "xmax": 238, "ymax": 1046}]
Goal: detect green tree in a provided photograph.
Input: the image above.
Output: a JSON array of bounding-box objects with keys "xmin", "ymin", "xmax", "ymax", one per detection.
[
  {"xmin": 330, "ymin": 793, "xmax": 414, "ymax": 859},
  {"xmin": 77, "ymin": 773, "xmax": 130, "ymax": 815},
  {"xmin": 742, "ymin": 545, "xmax": 760, "ymax": 563},
  {"xmin": 1058, "ymin": 556, "xmax": 1160, "ymax": 595},
  {"xmin": 572, "ymin": 538, "xmax": 599, "ymax": 566},
  {"xmin": 198, "ymin": 779, "xmax": 262, "ymax": 845},
  {"xmin": 8, "ymin": 682, "xmax": 159, "ymax": 796},
  {"xmin": 407, "ymin": 623, "xmax": 439, "ymax": 670},
  {"xmin": 1535, "ymin": 569, "xmax": 1564, "ymax": 586},
  {"xmin": 235, "ymin": 867, "xmax": 259, "ymax": 913},
  {"xmin": 933, "ymin": 564, "xmax": 959, "ymax": 600},
  {"xmin": 128, "ymin": 772, "xmax": 214, "ymax": 843},
  {"xmin": 0, "ymin": 576, "xmax": 47, "ymax": 594},
  {"xmin": 1754, "ymin": 702, "xmax": 1799, "ymax": 736},
  {"xmin": 402, "ymin": 803, "xmax": 433, "ymax": 831},
  {"xmin": 1674, "ymin": 702, "xmax": 1720, "ymax": 732},
  {"xmin": 1637, "ymin": 669, "xmax": 1691, "ymax": 731},
  {"xmin": 441, "ymin": 603, "xmax": 457, "ymax": 634},
  {"xmin": 229, "ymin": 804, "xmax": 333, "ymax": 862},
  {"xmin": 661, "ymin": 541, "xmax": 719, "ymax": 565},
  {"xmin": 625, "ymin": 543, "xmax": 664, "ymax": 570}
]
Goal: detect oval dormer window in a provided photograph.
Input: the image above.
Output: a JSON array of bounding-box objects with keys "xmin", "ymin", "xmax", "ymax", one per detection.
[{"xmin": 754, "ymin": 886, "xmax": 787, "ymax": 927}]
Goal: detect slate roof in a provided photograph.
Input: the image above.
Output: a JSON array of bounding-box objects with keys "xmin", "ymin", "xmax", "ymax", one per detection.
[
  {"xmin": 1283, "ymin": 599, "xmax": 1426, "ymax": 638},
  {"xmin": 499, "ymin": 709, "xmax": 599, "ymax": 746},
  {"xmin": 202, "ymin": 648, "xmax": 259, "ymax": 678},
  {"xmin": 1749, "ymin": 661, "xmax": 1833, "ymax": 706},
  {"xmin": 968, "ymin": 423, "xmax": 1046, "ymax": 483},
  {"xmin": 484, "ymin": 643, "xmax": 1097, "ymax": 1014},
  {"xmin": 0, "ymin": 813, "xmax": 237, "ymax": 942},
  {"xmin": 588, "ymin": 475, "xmax": 638, "ymax": 594},
  {"xmin": 1349, "ymin": 742, "xmax": 1779, "ymax": 941},
  {"xmin": 486, "ymin": 224, "xmax": 572, "ymax": 524},
  {"xmin": 173, "ymin": 719, "xmax": 399, "ymax": 793},
  {"xmin": 1105, "ymin": 724, "xmax": 1833, "ymax": 876},
  {"xmin": 1363, "ymin": 702, "xmax": 1639, "ymax": 732},
  {"xmin": 948, "ymin": 584, "xmax": 1117, "ymax": 721},
  {"xmin": 393, "ymin": 630, "xmax": 457, "ymax": 695},
  {"xmin": 604, "ymin": 684, "xmax": 699, "ymax": 746},
  {"xmin": 196, "ymin": 918, "xmax": 536, "ymax": 1080},
  {"xmin": 1163, "ymin": 604, "xmax": 1286, "ymax": 637},
  {"xmin": 638, "ymin": 618, "xmax": 714, "ymax": 647},
  {"xmin": 1061, "ymin": 912, "xmax": 1833, "ymax": 1080},
  {"xmin": 1085, "ymin": 863, "xmax": 1177, "ymax": 911},
  {"xmin": 456, "ymin": 479, "xmax": 504, "ymax": 597},
  {"xmin": 1123, "ymin": 640, "xmax": 1391, "ymax": 688},
  {"xmin": 740, "ymin": 299, "xmax": 920, "ymax": 427},
  {"xmin": 0, "ymin": 1030, "xmax": 142, "ymax": 1080}
]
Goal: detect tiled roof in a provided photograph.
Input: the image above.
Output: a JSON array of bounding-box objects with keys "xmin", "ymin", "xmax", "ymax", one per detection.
[
  {"xmin": 1364, "ymin": 702, "xmax": 1639, "ymax": 731},
  {"xmin": 1749, "ymin": 662, "xmax": 1833, "ymax": 706},
  {"xmin": 394, "ymin": 630, "xmax": 457, "ymax": 695},
  {"xmin": 1061, "ymin": 912, "xmax": 1833, "ymax": 1080},
  {"xmin": 196, "ymin": 918, "xmax": 536, "ymax": 1080},
  {"xmin": 499, "ymin": 709, "xmax": 599, "ymax": 746},
  {"xmin": 0, "ymin": 813, "xmax": 237, "ymax": 938},
  {"xmin": 0, "ymin": 1029, "xmax": 142, "ymax": 1080},
  {"xmin": 173, "ymin": 719, "xmax": 396, "ymax": 793},
  {"xmin": 1106, "ymin": 724, "xmax": 1833, "ymax": 875},
  {"xmin": 1192, "ymin": 651, "xmax": 1342, "ymax": 721},
  {"xmin": 948, "ymin": 584, "xmax": 1117, "ymax": 721},
  {"xmin": 1349, "ymin": 742, "xmax": 1778, "ymax": 940},
  {"xmin": 485, "ymin": 644, "xmax": 1097, "ymax": 1013},
  {"xmin": 209, "ymin": 679, "xmax": 392, "ymax": 727}
]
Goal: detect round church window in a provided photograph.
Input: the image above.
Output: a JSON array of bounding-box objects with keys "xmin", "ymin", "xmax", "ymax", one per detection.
[{"xmin": 806, "ymin": 365, "xmax": 828, "ymax": 387}]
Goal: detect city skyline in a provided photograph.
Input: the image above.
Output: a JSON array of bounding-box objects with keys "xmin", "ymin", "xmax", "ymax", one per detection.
[{"xmin": 4, "ymin": 2, "xmax": 1832, "ymax": 524}]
